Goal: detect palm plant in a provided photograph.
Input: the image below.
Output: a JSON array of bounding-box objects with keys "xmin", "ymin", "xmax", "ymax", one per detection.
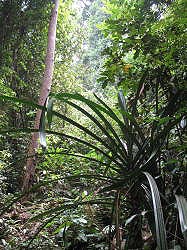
[
  {"xmin": 0, "ymin": 91, "xmax": 186, "ymax": 249},
  {"xmin": 37, "ymin": 90, "xmax": 185, "ymax": 249}
]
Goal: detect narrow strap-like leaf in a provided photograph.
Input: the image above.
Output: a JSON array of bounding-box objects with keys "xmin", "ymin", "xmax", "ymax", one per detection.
[
  {"xmin": 175, "ymin": 195, "xmax": 187, "ymax": 248},
  {"xmin": 94, "ymin": 93, "xmax": 143, "ymax": 151},
  {"xmin": 94, "ymin": 93, "xmax": 124, "ymax": 125},
  {"xmin": 39, "ymin": 105, "xmax": 47, "ymax": 149},
  {"xmin": 143, "ymin": 172, "xmax": 168, "ymax": 250},
  {"xmin": 118, "ymin": 90, "xmax": 129, "ymax": 126},
  {"xmin": 62, "ymin": 99, "xmax": 127, "ymax": 163},
  {"xmin": 175, "ymin": 195, "xmax": 187, "ymax": 233},
  {"xmin": 46, "ymin": 97, "xmax": 54, "ymax": 129},
  {"xmin": 0, "ymin": 94, "xmax": 42, "ymax": 109},
  {"xmin": 29, "ymin": 199, "xmax": 112, "ymax": 222},
  {"xmin": 52, "ymin": 110, "xmax": 126, "ymax": 165},
  {"xmin": 42, "ymin": 151, "xmax": 112, "ymax": 167},
  {"xmin": 53, "ymin": 92, "xmax": 128, "ymax": 159},
  {"xmin": 44, "ymin": 130, "xmax": 123, "ymax": 172},
  {"xmin": 118, "ymin": 90, "xmax": 145, "ymax": 142},
  {"xmin": 0, "ymin": 128, "xmax": 123, "ymax": 172}
]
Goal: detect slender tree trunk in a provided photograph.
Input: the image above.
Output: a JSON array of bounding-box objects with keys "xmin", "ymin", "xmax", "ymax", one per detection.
[{"xmin": 22, "ymin": 0, "xmax": 60, "ymax": 192}]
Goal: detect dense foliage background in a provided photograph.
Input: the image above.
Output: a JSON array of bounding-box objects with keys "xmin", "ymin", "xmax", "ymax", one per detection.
[{"xmin": 0, "ymin": 0, "xmax": 186, "ymax": 249}]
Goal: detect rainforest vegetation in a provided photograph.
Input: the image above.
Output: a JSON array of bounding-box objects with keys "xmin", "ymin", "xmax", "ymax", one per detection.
[{"xmin": 0, "ymin": 0, "xmax": 186, "ymax": 249}]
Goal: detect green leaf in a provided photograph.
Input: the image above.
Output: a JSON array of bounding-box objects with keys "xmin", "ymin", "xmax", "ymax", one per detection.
[
  {"xmin": 95, "ymin": 92, "xmax": 142, "ymax": 151},
  {"xmin": 0, "ymin": 128, "xmax": 121, "ymax": 171},
  {"xmin": 51, "ymin": 92, "xmax": 120, "ymax": 124},
  {"xmin": 118, "ymin": 90, "xmax": 129, "ymax": 126},
  {"xmin": 0, "ymin": 94, "xmax": 42, "ymax": 109},
  {"xmin": 46, "ymin": 97, "xmax": 54, "ymax": 129},
  {"xmin": 118, "ymin": 90, "xmax": 145, "ymax": 143},
  {"xmin": 39, "ymin": 106, "xmax": 47, "ymax": 149},
  {"xmin": 29, "ymin": 199, "xmax": 112, "ymax": 222},
  {"xmin": 143, "ymin": 172, "xmax": 168, "ymax": 250},
  {"xmin": 62, "ymin": 99, "xmax": 126, "ymax": 162},
  {"xmin": 53, "ymin": 221, "xmax": 72, "ymax": 235},
  {"xmin": 52, "ymin": 110, "xmax": 118, "ymax": 156},
  {"xmin": 93, "ymin": 94, "xmax": 129, "ymax": 158}
]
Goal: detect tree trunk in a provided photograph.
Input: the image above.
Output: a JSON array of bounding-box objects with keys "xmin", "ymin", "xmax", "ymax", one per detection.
[{"xmin": 22, "ymin": 0, "xmax": 60, "ymax": 192}]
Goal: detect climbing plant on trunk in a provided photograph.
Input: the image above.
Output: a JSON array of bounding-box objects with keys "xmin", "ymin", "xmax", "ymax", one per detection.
[{"xmin": 22, "ymin": 0, "xmax": 60, "ymax": 192}]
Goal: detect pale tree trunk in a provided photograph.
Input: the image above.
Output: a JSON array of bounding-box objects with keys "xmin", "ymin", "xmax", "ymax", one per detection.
[{"xmin": 22, "ymin": 0, "xmax": 60, "ymax": 192}]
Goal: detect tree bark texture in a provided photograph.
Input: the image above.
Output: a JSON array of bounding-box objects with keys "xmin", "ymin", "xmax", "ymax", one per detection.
[{"xmin": 22, "ymin": 0, "xmax": 60, "ymax": 192}]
